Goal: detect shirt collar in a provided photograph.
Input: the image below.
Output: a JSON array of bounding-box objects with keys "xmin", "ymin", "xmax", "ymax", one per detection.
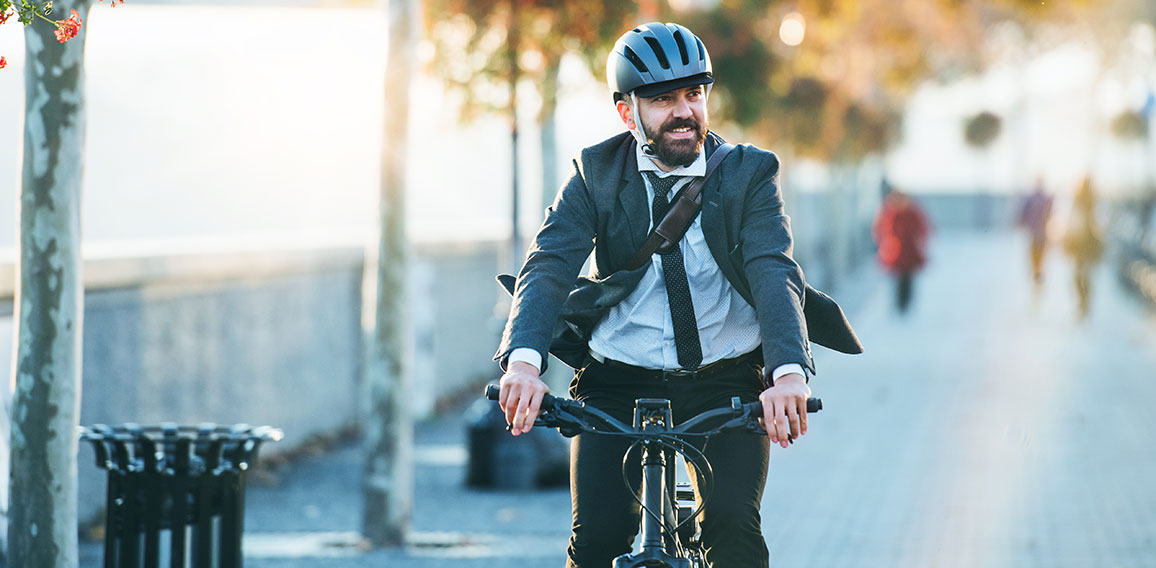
[{"xmin": 635, "ymin": 142, "xmax": 707, "ymax": 178}]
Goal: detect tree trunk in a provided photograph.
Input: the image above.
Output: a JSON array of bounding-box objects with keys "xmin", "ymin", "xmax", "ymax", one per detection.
[
  {"xmin": 361, "ymin": 0, "xmax": 415, "ymax": 547},
  {"xmin": 507, "ymin": 0, "xmax": 521, "ymax": 269},
  {"xmin": 8, "ymin": 3, "xmax": 89, "ymax": 566},
  {"xmin": 539, "ymin": 56, "xmax": 560, "ymax": 216}
]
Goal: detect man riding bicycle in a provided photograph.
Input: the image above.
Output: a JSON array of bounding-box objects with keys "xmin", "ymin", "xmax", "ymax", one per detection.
[{"xmin": 495, "ymin": 22, "xmax": 861, "ymax": 567}]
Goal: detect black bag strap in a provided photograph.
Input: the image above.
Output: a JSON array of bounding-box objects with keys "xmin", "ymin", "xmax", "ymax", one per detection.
[{"xmin": 622, "ymin": 143, "xmax": 735, "ymax": 271}]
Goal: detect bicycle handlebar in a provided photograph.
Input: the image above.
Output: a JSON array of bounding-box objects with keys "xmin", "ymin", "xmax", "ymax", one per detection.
[
  {"xmin": 484, "ymin": 384, "xmax": 821, "ymax": 438},
  {"xmin": 484, "ymin": 382, "xmax": 823, "ymax": 549}
]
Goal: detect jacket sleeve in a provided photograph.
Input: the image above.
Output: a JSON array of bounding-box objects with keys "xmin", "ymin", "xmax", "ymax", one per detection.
[
  {"xmin": 493, "ymin": 158, "xmax": 598, "ymax": 370},
  {"xmin": 734, "ymin": 152, "xmax": 814, "ymax": 374}
]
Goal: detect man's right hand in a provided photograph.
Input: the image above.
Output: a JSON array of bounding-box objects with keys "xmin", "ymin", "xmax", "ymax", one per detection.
[{"xmin": 498, "ymin": 361, "xmax": 550, "ymax": 436}]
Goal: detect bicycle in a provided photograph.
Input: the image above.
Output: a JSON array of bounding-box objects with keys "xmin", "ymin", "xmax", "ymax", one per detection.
[{"xmin": 485, "ymin": 384, "xmax": 821, "ymax": 568}]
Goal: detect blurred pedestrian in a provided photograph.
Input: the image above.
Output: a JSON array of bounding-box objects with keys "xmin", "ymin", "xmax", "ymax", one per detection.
[
  {"xmin": 872, "ymin": 189, "xmax": 932, "ymax": 313},
  {"xmin": 1017, "ymin": 178, "xmax": 1054, "ymax": 287},
  {"xmin": 1061, "ymin": 176, "xmax": 1104, "ymax": 319}
]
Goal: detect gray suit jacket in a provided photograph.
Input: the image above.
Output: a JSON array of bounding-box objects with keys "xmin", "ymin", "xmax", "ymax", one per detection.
[{"xmin": 495, "ymin": 131, "xmax": 861, "ymax": 372}]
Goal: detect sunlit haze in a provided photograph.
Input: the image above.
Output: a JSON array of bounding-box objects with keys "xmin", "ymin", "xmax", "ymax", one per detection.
[{"xmin": 0, "ymin": 4, "xmax": 1151, "ymax": 251}]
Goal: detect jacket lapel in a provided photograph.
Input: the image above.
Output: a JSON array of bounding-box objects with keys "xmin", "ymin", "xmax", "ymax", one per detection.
[
  {"xmin": 617, "ymin": 144, "xmax": 650, "ymax": 256},
  {"xmin": 699, "ymin": 137, "xmax": 729, "ymax": 256},
  {"xmin": 699, "ymin": 136, "xmax": 751, "ymax": 302}
]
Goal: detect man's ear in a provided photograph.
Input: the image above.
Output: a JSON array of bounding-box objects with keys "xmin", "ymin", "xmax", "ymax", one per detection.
[{"xmin": 616, "ymin": 100, "xmax": 635, "ymax": 130}]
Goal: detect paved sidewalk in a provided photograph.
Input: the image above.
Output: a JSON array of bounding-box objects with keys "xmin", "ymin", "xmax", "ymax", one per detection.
[
  {"xmin": 78, "ymin": 230, "xmax": 1156, "ymax": 567},
  {"xmin": 766, "ymin": 230, "xmax": 1156, "ymax": 567},
  {"xmin": 238, "ymin": 411, "xmax": 574, "ymax": 567}
]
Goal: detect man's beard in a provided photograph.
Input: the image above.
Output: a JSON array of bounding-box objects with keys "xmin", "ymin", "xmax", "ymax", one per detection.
[{"xmin": 643, "ymin": 116, "xmax": 708, "ymax": 168}]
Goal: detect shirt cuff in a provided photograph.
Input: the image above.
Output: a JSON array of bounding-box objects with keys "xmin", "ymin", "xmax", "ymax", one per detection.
[
  {"xmin": 509, "ymin": 348, "xmax": 543, "ymax": 374},
  {"xmin": 771, "ymin": 363, "xmax": 806, "ymax": 384}
]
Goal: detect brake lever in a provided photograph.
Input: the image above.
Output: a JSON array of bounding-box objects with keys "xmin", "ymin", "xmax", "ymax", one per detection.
[
  {"xmin": 534, "ymin": 406, "xmax": 588, "ymax": 438},
  {"xmin": 737, "ymin": 402, "xmax": 797, "ymax": 443},
  {"xmin": 740, "ymin": 413, "xmax": 798, "ymax": 443}
]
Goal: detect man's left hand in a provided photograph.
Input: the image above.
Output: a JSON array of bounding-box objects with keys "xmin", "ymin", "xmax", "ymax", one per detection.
[{"xmin": 759, "ymin": 373, "xmax": 811, "ymax": 448}]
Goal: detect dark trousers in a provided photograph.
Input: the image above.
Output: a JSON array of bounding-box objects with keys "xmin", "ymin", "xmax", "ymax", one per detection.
[
  {"xmin": 565, "ymin": 358, "xmax": 771, "ymax": 568},
  {"xmin": 896, "ymin": 272, "xmax": 915, "ymax": 312}
]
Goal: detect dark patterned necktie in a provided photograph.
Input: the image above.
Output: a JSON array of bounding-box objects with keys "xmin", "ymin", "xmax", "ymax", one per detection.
[{"xmin": 645, "ymin": 171, "xmax": 703, "ymax": 370}]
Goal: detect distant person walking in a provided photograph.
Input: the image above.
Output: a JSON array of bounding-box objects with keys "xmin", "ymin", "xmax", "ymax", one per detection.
[
  {"xmin": 1018, "ymin": 179, "xmax": 1054, "ymax": 287},
  {"xmin": 1061, "ymin": 176, "xmax": 1105, "ymax": 319},
  {"xmin": 872, "ymin": 189, "xmax": 932, "ymax": 313}
]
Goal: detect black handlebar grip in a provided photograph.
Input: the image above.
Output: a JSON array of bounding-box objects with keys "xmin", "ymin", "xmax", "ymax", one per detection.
[
  {"xmin": 807, "ymin": 398, "xmax": 822, "ymax": 413},
  {"xmin": 484, "ymin": 384, "xmax": 559, "ymax": 413}
]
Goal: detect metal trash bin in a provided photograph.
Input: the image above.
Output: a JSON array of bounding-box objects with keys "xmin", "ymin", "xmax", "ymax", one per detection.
[{"xmin": 79, "ymin": 423, "xmax": 283, "ymax": 568}]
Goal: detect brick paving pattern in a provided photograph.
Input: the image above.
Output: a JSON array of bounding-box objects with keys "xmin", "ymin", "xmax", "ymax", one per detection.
[{"xmin": 769, "ymin": 231, "xmax": 1156, "ymax": 568}]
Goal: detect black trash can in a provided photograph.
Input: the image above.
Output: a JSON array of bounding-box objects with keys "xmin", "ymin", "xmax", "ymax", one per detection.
[
  {"xmin": 464, "ymin": 397, "xmax": 570, "ymax": 490},
  {"xmin": 79, "ymin": 423, "xmax": 283, "ymax": 568},
  {"xmin": 464, "ymin": 397, "xmax": 514, "ymax": 488}
]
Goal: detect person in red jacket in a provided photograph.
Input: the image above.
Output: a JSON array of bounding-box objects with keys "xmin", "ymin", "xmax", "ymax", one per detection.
[{"xmin": 872, "ymin": 189, "xmax": 932, "ymax": 313}]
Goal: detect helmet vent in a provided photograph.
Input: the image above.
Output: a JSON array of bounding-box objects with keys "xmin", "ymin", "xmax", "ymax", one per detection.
[
  {"xmin": 675, "ymin": 33, "xmax": 690, "ymax": 66},
  {"xmin": 644, "ymin": 37, "xmax": 671, "ymax": 70},
  {"xmin": 623, "ymin": 46, "xmax": 650, "ymax": 74},
  {"xmin": 696, "ymin": 39, "xmax": 705, "ymax": 62}
]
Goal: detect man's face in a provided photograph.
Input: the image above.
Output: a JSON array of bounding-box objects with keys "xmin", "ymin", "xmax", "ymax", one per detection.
[{"xmin": 627, "ymin": 85, "xmax": 709, "ymax": 169}]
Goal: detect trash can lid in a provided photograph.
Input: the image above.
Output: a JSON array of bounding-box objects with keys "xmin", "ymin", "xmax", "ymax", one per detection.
[{"xmin": 79, "ymin": 423, "xmax": 283, "ymax": 474}]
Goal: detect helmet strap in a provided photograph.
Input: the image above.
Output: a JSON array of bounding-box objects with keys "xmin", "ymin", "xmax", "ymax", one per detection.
[{"xmin": 629, "ymin": 92, "xmax": 655, "ymax": 155}]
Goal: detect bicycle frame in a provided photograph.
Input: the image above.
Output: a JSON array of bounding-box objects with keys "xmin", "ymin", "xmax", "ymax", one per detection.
[{"xmin": 614, "ymin": 398, "xmax": 694, "ymax": 568}]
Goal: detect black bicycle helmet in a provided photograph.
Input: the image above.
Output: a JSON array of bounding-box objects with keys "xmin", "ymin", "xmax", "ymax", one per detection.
[{"xmin": 607, "ymin": 22, "xmax": 713, "ymax": 101}]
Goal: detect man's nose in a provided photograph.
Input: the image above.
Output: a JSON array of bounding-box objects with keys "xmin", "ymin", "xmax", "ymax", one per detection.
[{"xmin": 672, "ymin": 97, "xmax": 692, "ymax": 118}]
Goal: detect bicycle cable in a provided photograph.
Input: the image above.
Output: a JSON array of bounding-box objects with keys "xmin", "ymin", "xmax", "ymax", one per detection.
[{"xmin": 619, "ymin": 433, "xmax": 716, "ymax": 554}]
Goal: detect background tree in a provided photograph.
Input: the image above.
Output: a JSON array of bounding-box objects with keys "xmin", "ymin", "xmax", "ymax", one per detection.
[
  {"xmin": 8, "ymin": 0, "xmax": 89, "ymax": 565},
  {"xmin": 423, "ymin": 0, "xmax": 1141, "ymax": 166},
  {"xmin": 964, "ymin": 110, "xmax": 1003, "ymax": 227},
  {"xmin": 669, "ymin": 0, "xmax": 1113, "ymax": 162},
  {"xmin": 424, "ymin": 0, "xmax": 636, "ymax": 217},
  {"xmin": 668, "ymin": 0, "xmax": 998, "ymax": 161},
  {"xmin": 362, "ymin": 0, "xmax": 417, "ymax": 548}
]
